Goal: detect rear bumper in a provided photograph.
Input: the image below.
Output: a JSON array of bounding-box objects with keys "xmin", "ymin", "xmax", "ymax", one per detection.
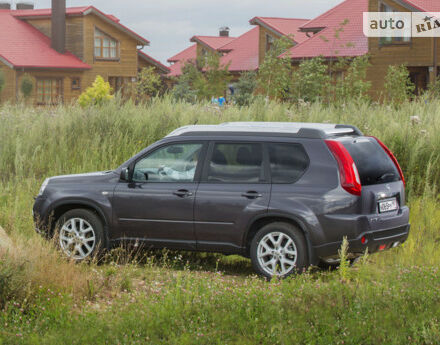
[{"xmin": 314, "ymin": 224, "xmax": 410, "ymax": 259}]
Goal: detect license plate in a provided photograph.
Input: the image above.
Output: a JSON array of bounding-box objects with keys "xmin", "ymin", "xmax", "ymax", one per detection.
[{"xmin": 378, "ymin": 198, "xmax": 398, "ymax": 213}]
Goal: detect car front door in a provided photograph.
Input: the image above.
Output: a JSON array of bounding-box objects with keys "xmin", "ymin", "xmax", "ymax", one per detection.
[
  {"xmin": 194, "ymin": 141, "xmax": 271, "ymax": 253},
  {"xmin": 112, "ymin": 141, "xmax": 206, "ymax": 249}
]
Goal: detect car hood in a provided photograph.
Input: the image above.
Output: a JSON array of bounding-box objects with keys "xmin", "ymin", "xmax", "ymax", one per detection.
[{"xmin": 48, "ymin": 171, "xmax": 116, "ymax": 184}]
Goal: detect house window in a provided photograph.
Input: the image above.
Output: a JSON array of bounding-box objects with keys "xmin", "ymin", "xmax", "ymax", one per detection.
[
  {"xmin": 36, "ymin": 79, "xmax": 62, "ymax": 105},
  {"xmin": 71, "ymin": 77, "xmax": 81, "ymax": 90},
  {"xmin": 94, "ymin": 28, "xmax": 119, "ymax": 59},
  {"xmin": 379, "ymin": 2, "xmax": 411, "ymax": 45},
  {"xmin": 266, "ymin": 34, "xmax": 275, "ymax": 52}
]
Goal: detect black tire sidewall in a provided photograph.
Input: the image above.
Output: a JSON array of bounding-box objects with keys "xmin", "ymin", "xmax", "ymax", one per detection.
[
  {"xmin": 250, "ymin": 222, "xmax": 308, "ymax": 279},
  {"xmin": 55, "ymin": 209, "xmax": 106, "ymax": 261}
]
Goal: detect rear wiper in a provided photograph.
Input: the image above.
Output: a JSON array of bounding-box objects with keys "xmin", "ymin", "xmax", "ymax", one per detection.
[{"xmin": 376, "ymin": 172, "xmax": 396, "ymax": 182}]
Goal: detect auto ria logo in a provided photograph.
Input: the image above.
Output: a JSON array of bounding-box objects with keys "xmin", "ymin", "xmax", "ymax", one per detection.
[{"xmin": 363, "ymin": 12, "xmax": 440, "ymax": 38}]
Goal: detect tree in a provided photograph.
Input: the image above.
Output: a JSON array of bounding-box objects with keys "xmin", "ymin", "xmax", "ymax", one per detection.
[
  {"xmin": 291, "ymin": 57, "xmax": 331, "ymax": 103},
  {"xmin": 78, "ymin": 75, "xmax": 113, "ymax": 108},
  {"xmin": 20, "ymin": 74, "xmax": 33, "ymax": 100},
  {"xmin": 333, "ymin": 55, "xmax": 371, "ymax": 103},
  {"xmin": 384, "ymin": 65, "xmax": 415, "ymax": 104},
  {"xmin": 171, "ymin": 52, "xmax": 230, "ymax": 102},
  {"xmin": 232, "ymin": 71, "xmax": 257, "ymax": 106},
  {"xmin": 136, "ymin": 67, "xmax": 163, "ymax": 100},
  {"xmin": 257, "ymin": 36, "xmax": 294, "ymax": 100}
]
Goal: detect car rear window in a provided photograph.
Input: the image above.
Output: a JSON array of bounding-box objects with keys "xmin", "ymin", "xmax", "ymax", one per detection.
[
  {"xmin": 268, "ymin": 143, "xmax": 309, "ymax": 184},
  {"xmin": 341, "ymin": 137, "xmax": 400, "ymax": 186}
]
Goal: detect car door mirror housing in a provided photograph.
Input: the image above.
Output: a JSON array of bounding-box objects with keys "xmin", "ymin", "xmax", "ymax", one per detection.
[{"xmin": 120, "ymin": 167, "xmax": 131, "ymax": 182}]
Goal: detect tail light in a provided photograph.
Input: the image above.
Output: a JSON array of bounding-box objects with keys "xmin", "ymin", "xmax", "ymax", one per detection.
[
  {"xmin": 371, "ymin": 137, "xmax": 405, "ymax": 187},
  {"xmin": 325, "ymin": 140, "xmax": 362, "ymax": 196}
]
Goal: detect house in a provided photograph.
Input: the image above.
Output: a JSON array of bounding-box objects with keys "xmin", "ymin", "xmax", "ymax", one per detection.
[
  {"xmin": 0, "ymin": 1, "xmax": 168, "ymax": 105},
  {"xmin": 281, "ymin": 0, "xmax": 440, "ymax": 98},
  {"xmin": 167, "ymin": 18, "xmax": 310, "ymax": 79}
]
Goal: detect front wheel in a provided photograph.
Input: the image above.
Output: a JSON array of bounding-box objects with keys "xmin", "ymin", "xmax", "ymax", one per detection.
[
  {"xmin": 250, "ymin": 222, "xmax": 308, "ymax": 279},
  {"xmin": 55, "ymin": 209, "xmax": 105, "ymax": 261}
]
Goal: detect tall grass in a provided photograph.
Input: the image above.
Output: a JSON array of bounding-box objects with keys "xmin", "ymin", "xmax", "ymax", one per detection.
[{"xmin": 1, "ymin": 98, "xmax": 440, "ymax": 344}]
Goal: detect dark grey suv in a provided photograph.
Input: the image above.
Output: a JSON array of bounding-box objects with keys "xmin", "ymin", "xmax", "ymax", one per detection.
[{"xmin": 33, "ymin": 122, "xmax": 410, "ymax": 278}]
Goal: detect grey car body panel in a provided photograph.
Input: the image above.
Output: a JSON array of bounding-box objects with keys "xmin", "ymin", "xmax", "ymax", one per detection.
[{"xmin": 33, "ymin": 130, "xmax": 410, "ymax": 262}]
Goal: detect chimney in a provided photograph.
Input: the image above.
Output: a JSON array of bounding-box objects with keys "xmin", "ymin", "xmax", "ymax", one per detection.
[
  {"xmin": 0, "ymin": 1, "xmax": 11, "ymax": 9},
  {"xmin": 51, "ymin": 0, "xmax": 66, "ymax": 54},
  {"xmin": 219, "ymin": 26, "xmax": 230, "ymax": 37},
  {"xmin": 16, "ymin": 2, "xmax": 34, "ymax": 9}
]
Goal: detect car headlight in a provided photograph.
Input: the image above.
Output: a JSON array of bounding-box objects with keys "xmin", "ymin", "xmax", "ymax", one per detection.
[{"xmin": 38, "ymin": 178, "xmax": 50, "ymax": 196}]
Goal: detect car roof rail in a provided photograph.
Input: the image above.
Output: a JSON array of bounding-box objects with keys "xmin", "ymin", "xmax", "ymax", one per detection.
[{"xmin": 166, "ymin": 122, "xmax": 363, "ymax": 139}]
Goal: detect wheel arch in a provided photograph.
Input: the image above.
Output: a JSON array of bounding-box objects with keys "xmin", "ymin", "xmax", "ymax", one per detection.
[
  {"xmin": 243, "ymin": 213, "xmax": 318, "ymax": 265},
  {"xmin": 48, "ymin": 199, "xmax": 109, "ymax": 237}
]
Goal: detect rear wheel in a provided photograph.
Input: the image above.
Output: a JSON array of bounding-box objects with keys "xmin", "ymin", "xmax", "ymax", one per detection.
[
  {"xmin": 250, "ymin": 222, "xmax": 308, "ymax": 279},
  {"xmin": 55, "ymin": 209, "xmax": 105, "ymax": 261}
]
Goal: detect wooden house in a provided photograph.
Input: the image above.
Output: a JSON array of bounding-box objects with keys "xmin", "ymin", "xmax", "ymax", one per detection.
[{"xmin": 0, "ymin": 0, "xmax": 169, "ymax": 105}]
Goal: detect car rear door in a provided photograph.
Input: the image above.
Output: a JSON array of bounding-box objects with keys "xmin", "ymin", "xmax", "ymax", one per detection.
[{"xmin": 194, "ymin": 141, "xmax": 271, "ymax": 253}]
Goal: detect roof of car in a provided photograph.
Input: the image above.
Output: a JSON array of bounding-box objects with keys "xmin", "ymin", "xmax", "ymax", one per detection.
[{"xmin": 166, "ymin": 122, "xmax": 362, "ymax": 139}]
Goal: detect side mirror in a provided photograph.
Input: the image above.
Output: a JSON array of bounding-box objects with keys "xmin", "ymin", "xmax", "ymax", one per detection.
[{"xmin": 120, "ymin": 167, "xmax": 130, "ymax": 182}]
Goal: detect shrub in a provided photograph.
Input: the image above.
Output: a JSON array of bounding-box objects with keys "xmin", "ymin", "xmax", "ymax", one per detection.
[
  {"xmin": 232, "ymin": 71, "xmax": 257, "ymax": 106},
  {"xmin": 333, "ymin": 55, "xmax": 372, "ymax": 103},
  {"xmin": 257, "ymin": 36, "xmax": 293, "ymax": 100},
  {"xmin": 20, "ymin": 73, "xmax": 34, "ymax": 99},
  {"xmin": 291, "ymin": 57, "xmax": 330, "ymax": 103},
  {"xmin": 136, "ymin": 67, "xmax": 163, "ymax": 100},
  {"xmin": 78, "ymin": 76, "xmax": 114, "ymax": 108},
  {"xmin": 426, "ymin": 75, "xmax": 440, "ymax": 98},
  {"xmin": 384, "ymin": 64, "xmax": 415, "ymax": 104}
]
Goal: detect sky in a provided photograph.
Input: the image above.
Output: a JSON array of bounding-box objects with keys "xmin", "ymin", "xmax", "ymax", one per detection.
[{"xmin": 20, "ymin": 0, "xmax": 344, "ymax": 65}]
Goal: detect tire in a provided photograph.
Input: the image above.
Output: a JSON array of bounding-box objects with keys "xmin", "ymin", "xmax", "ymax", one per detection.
[
  {"xmin": 250, "ymin": 222, "xmax": 308, "ymax": 279},
  {"xmin": 55, "ymin": 209, "xmax": 106, "ymax": 261}
]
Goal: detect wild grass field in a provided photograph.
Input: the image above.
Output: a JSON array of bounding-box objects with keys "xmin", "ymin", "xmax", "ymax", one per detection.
[{"xmin": 0, "ymin": 97, "xmax": 440, "ymax": 344}]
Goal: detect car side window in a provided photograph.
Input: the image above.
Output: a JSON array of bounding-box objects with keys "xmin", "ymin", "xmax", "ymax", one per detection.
[
  {"xmin": 206, "ymin": 143, "xmax": 263, "ymax": 183},
  {"xmin": 133, "ymin": 143, "xmax": 203, "ymax": 183},
  {"xmin": 268, "ymin": 143, "xmax": 309, "ymax": 184}
]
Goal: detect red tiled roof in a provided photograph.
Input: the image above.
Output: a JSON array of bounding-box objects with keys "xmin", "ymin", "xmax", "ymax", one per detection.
[
  {"xmin": 138, "ymin": 50, "xmax": 170, "ymax": 74},
  {"xmin": 167, "ymin": 44, "xmax": 197, "ymax": 63},
  {"xmin": 12, "ymin": 6, "xmax": 149, "ymax": 45},
  {"xmin": 167, "ymin": 44, "xmax": 197, "ymax": 77},
  {"xmin": 190, "ymin": 36, "xmax": 236, "ymax": 50},
  {"xmin": 219, "ymin": 27, "xmax": 260, "ymax": 72},
  {"xmin": 0, "ymin": 10, "xmax": 91, "ymax": 69},
  {"xmin": 250, "ymin": 17, "xmax": 310, "ymax": 43},
  {"xmin": 281, "ymin": 0, "xmax": 368, "ymax": 59},
  {"xmin": 398, "ymin": 0, "xmax": 440, "ymax": 11}
]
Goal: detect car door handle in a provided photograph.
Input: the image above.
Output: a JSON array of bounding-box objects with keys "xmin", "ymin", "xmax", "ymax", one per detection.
[
  {"xmin": 173, "ymin": 189, "xmax": 193, "ymax": 197},
  {"xmin": 241, "ymin": 191, "xmax": 262, "ymax": 199}
]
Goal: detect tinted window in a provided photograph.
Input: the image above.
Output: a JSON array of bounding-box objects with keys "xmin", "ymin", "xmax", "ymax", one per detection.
[
  {"xmin": 341, "ymin": 138, "xmax": 400, "ymax": 186},
  {"xmin": 207, "ymin": 143, "xmax": 263, "ymax": 183},
  {"xmin": 268, "ymin": 143, "xmax": 309, "ymax": 184},
  {"xmin": 133, "ymin": 143, "xmax": 202, "ymax": 183}
]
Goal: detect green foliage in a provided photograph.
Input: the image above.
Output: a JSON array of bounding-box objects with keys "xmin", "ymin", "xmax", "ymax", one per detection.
[
  {"xmin": 384, "ymin": 64, "xmax": 415, "ymax": 104},
  {"xmin": 78, "ymin": 75, "xmax": 114, "ymax": 108},
  {"xmin": 136, "ymin": 67, "xmax": 163, "ymax": 100},
  {"xmin": 1, "ymin": 100, "xmax": 440, "ymax": 343},
  {"xmin": 232, "ymin": 71, "xmax": 257, "ymax": 106},
  {"xmin": 20, "ymin": 73, "xmax": 34, "ymax": 99},
  {"xmin": 333, "ymin": 55, "xmax": 372, "ymax": 103},
  {"xmin": 0, "ymin": 69, "xmax": 5, "ymax": 94},
  {"xmin": 338, "ymin": 237, "xmax": 350, "ymax": 281},
  {"xmin": 171, "ymin": 53, "xmax": 230, "ymax": 102},
  {"xmin": 427, "ymin": 75, "xmax": 440, "ymax": 98},
  {"xmin": 257, "ymin": 36, "xmax": 293, "ymax": 99},
  {"xmin": 291, "ymin": 57, "xmax": 330, "ymax": 103}
]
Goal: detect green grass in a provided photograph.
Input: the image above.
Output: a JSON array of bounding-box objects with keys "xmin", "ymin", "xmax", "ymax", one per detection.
[{"xmin": 1, "ymin": 97, "xmax": 440, "ymax": 344}]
